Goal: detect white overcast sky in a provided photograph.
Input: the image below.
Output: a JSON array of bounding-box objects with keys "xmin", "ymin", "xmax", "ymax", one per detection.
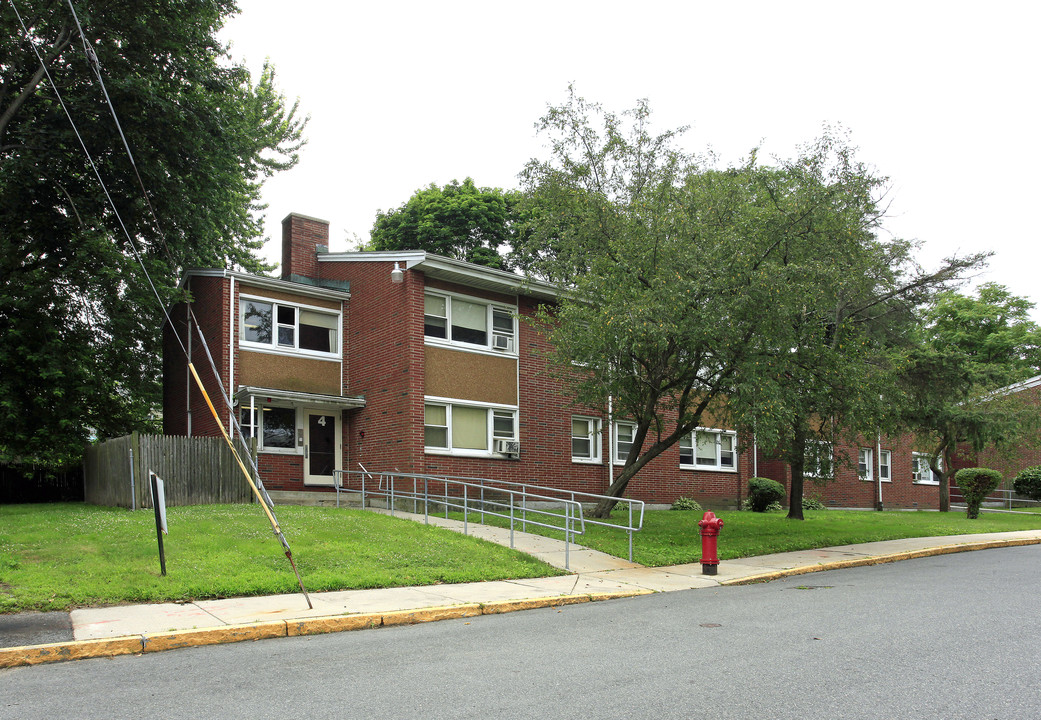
[{"xmin": 221, "ymin": 0, "xmax": 1040, "ymax": 320}]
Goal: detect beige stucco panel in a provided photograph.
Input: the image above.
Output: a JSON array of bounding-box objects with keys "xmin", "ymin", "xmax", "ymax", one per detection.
[
  {"xmin": 425, "ymin": 346, "xmax": 517, "ymax": 405},
  {"xmin": 239, "ymin": 351, "xmax": 341, "ymax": 396}
]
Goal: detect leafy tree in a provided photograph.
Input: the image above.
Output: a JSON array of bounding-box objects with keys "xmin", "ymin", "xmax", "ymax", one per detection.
[
  {"xmin": 1, "ymin": 0, "xmax": 306, "ymax": 466},
  {"xmin": 368, "ymin": 178, "xmax": 524, "ymax": 270},
  {"xmin": 725, "ymin": 137, "xmax": 984, "ymax": 519},
  {"xmin": 520, "ymin": 91, "xmax": 909, "ymax": 518},
  {"xmin": 520, "ymin": 92, "xmax": 789, "ymax": 517},
  {"xmin": 898, "ymin": 284, "xmax": 1041, "ymax": 511}
]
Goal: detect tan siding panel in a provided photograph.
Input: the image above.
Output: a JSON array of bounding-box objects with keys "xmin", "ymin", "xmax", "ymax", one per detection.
[
  {"xmin": 239, "ymin": 351, "xmax": 341, "ymax": 395},
  {"xmin": 425, "ymin": 346, "xmax": 517, "ymax": 405}
]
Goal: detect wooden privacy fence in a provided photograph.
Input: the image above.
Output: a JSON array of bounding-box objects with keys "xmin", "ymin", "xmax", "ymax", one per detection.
[{"xmin": 84, "ymin": 433, "xmax": 254, "ymax": 508}]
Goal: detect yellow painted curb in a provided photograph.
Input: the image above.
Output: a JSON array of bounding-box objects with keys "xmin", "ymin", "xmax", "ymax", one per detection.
[
  {"xmin": 286, "ymin": 613, "xmax": 381, "ymax": 637},
  {"xmin": 0, "ymin": 636, "xmax": 143, "ymax": 668},
  {"xmin": 141, "ymin": 620, "xmax": 287, "ymax": 653},
  {"xmin": 381, "ymin": 604, "xmax": 483, "ymax": 627},
  {"xmin": 480, "ymin": 590, "xmax": 650, "ymax": 615},
  {"xmin": 719, "ymin": 536, "xmax": 1041, "ymax": 586}
]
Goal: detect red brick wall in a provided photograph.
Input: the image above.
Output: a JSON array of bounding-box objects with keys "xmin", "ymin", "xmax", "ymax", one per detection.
[
  {"xmin": 756, "ymin": 433, "xmax": 950, "ymax": 509},
  {"xmin": 321, "ymin": 259, "xmax": 423, "ymax": 476}
]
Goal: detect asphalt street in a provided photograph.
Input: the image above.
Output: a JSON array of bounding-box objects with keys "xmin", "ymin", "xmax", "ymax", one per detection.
[{"xmin": 3, "ymin": 544, "xmax": 1039, "ymax": 719}]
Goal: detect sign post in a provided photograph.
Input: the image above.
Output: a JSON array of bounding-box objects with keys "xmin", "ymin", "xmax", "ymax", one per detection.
[{"xmin": 149, "ymin": 471, "xmax": 168, "ymax": 576}]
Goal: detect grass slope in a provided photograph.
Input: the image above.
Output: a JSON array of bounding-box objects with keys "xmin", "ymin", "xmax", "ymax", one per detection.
[{"xmin": 0, "ymin": 503, "xmax": 563, "ymax": 613}]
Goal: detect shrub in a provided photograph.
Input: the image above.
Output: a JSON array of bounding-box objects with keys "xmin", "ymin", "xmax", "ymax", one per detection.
[
  {"xmin": 955, "ymin": 467, "xmax": 1002, "ymax": 519},
  {"xmin": 802, "ymin": 496, "xmax": 827, "ymax": 511},
  {"xmin": 671, "ymin": 496, "xmax": 702, "ymax": 512},
  {"xmin": 1013, "ymin": 466, "xmax": 1041, "ymax": 502},
  {"xmin": 747, "ymin": 477, "xmax": 786, "ymax": 512}
]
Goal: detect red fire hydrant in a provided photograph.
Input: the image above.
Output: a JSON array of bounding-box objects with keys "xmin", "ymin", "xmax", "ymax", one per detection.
[{"xmin": 698, "ymin": 511, "xmax": 724, "ymax": 575}]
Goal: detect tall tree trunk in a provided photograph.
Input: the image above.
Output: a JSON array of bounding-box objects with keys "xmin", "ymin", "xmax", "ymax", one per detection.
[
  {"xmin": 590, "ymin": 467, "xmax": 633, "ymax": 518},
  {"xmin": 939, "ymin": 443, "xmax": 953, "ymax": 512},
  {"xmin": 787, "ymin": 424, "xmax": 806, "ymax": 520}
]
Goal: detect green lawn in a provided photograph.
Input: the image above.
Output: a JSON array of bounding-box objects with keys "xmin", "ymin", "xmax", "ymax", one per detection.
[
  {"xmin": 449, "ymin": 504, "xmax": 1041, "ymax": 566},
  {"xmin": 0, "ymin": 503, "xmax": 563, "ymax": 613},
  {"xmin": 4, "ymin": 502, "xmax": 1041, "ymax": 614}
]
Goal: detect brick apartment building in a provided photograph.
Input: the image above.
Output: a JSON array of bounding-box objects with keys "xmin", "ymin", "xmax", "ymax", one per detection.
[{"xmin": 165, "ymin": 212, "xmax": 1028, "ymax": 510}]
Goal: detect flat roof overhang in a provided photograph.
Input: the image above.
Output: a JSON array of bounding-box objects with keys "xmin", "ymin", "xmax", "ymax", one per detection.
[{"xmin": 235, "ymin": 386, "xmax": 366, "ymax": 410}]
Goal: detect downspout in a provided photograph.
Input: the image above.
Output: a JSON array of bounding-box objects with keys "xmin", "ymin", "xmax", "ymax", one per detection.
[
  {"xmin": 229, "ymin": 276, "xmax": 236, "ymax": 436},
  {"xmin": 606, "ymin": 395, "xmax": 614, "ymax": 492},
  {"xmin": 876, "ymin": 431, "xmax": 883, "ymax": 511},
  {"xmin": 753, "ymin": 433, "xmax": 759, "ymax": 478}
]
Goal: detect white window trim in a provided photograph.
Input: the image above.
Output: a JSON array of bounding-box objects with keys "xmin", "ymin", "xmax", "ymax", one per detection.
[
  {"xmin": 679, "ymin": 427, "xmax": 738, "ymax": 472},
  {"xmin": 912, "ymin": 452, "xmax": 942, "ymax": 484},
  {"xmin": 239, "ymin": 294, "xmax": 342, "ymax": 360},
  {"xmin": 423, "ymin": 290, "xmax": 518, "ymax": 356},
  {"xmin": 878, "ymin": 449, "xmax": 892, "ymax": 483},
  {"xmin": 571, "ymin": 416, "xmax": 602, "ymax": 464},
  {"xmin": 613, "ymin": 421, "xmax": 636, "ymax": 465},
  {"xmin": 858, "ymin": 448, "xmax": 874, "ymax": 482},
  {"xmin": 423, "ymin": 397, "xmax": 519, "ymax": 458}
]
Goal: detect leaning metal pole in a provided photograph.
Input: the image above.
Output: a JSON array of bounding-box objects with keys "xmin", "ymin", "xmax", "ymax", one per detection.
[{"xmin": 187, "ymin": 363, "xmax": 312, "ymax": 609}]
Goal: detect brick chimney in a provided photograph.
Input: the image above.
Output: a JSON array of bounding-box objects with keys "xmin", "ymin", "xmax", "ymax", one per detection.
[{"xmin": 281, "ymin": 213, "xmax": 329, "ymax": 284}]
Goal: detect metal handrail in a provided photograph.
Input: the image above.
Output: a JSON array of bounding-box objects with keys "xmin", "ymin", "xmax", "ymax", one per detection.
[
  {"xmin": 950, "ymin": 487, "xmax": 1041, "ymax": 511},
  {"xmin": 401, "ymin": 471, "xmax": 647, "ymax": 562},
  {"xmin": 333, "ymin": 468, "xmax": 590, "ymax": 570}
]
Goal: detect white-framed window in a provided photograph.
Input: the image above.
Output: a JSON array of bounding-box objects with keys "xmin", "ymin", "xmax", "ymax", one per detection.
[
  {"xmin": 679, "ymin": 428, "xmax": 737, "ymax": 471},
  {"xmin": 423, "ymin": 399, "xmax": 517, "ymax": 456},
  {"xmin": 858, "ymin": 448, "xmax": 873, "ymax": 481},
  {"xmin": 423, "ymin": 291, "xmax": 516, "ymax": 353},
  {"xmin": 614, "ymin": 421, "xmax": 636, "ymax": 464},
  {"xmin": 879, "ymin": 449, "xmax": 892, "ymax": 482},
  {"xmin": 571, "ymin": 416, "xmax": 601, "ymax": 463},
  {"xmin": 240, "ymin": 406, "xmax": 297, "ymax": 452},
  {"xmin": 240, "ymin": 296, "xmax": 339, "ymax": 357},
  {"xmin": 805, "ymin": 441, "xmax": 833, "ymax": 478},
  {"xmin": 913, "ymin": 452, "xmax": 941, "ymax": 484}
]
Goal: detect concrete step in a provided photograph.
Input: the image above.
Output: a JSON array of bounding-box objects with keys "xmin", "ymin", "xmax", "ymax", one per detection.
[{"xmin": 266, "ymin": 489, "xmax": 362, "ymax": 508}]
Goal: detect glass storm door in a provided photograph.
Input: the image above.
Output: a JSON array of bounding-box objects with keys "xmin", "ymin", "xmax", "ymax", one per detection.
[{"xmin": 304, "ymin": 411, "xmax": 339, "ymax": 486}]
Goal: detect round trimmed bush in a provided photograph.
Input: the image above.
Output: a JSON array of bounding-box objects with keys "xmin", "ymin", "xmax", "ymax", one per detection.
[
  {"xmin": 1013, "ymin": 466, "xmax": 1041, "ymax": 502},
  {"xmin": 747, "ymin": 477, "xmax": 786, "ymax": 512},
  {"xmin": 954, "ymin": 467, "xmax": 1002, "ymax": 519}
]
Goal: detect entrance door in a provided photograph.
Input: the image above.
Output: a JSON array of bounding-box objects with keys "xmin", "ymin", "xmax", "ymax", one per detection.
[{"xmin": 304, "ymin": 411, "xmax": 340, "ymax": 486}]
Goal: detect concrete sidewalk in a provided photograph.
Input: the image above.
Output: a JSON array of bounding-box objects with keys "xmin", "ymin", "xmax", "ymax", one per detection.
[{"xmin": 4, "ymin": 512, "xmax": 1041, "ymax": 668}]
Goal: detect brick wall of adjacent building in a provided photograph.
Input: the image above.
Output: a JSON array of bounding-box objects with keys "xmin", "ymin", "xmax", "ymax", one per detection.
[{"xmin": 163, "ymin": 274, "xmax": 230, "ymax": 438}]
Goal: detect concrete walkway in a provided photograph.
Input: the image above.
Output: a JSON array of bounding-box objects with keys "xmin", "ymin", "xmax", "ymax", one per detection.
[{"xmin": 4, "ymin": 511, "xmax": 1041, "ymax": 668}]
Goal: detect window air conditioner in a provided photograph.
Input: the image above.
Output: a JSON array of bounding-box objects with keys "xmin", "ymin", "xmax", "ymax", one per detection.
[
  {"xmin": 492, "ymin": 333, "xmax": 513, "ymax": 351},
  {"xmin": 494, "ymin": 439, "xmax": 521, "ymax": 456}
]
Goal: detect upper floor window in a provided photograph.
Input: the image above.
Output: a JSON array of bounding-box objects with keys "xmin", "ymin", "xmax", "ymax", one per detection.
[
  {"xmin": 571, "ymin": 416, "xmax": 601, "ymax": 463},
  {"xmin": 424, "ymin": 292, "xmax": 516, "ymax": 353},
  {"xmin": 680, "ymin": 428, "xmax": 737, "ymax": 471},
  {"xmin": 240, "ymin": 297, "xmax": 339, "ymax": 356}
]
